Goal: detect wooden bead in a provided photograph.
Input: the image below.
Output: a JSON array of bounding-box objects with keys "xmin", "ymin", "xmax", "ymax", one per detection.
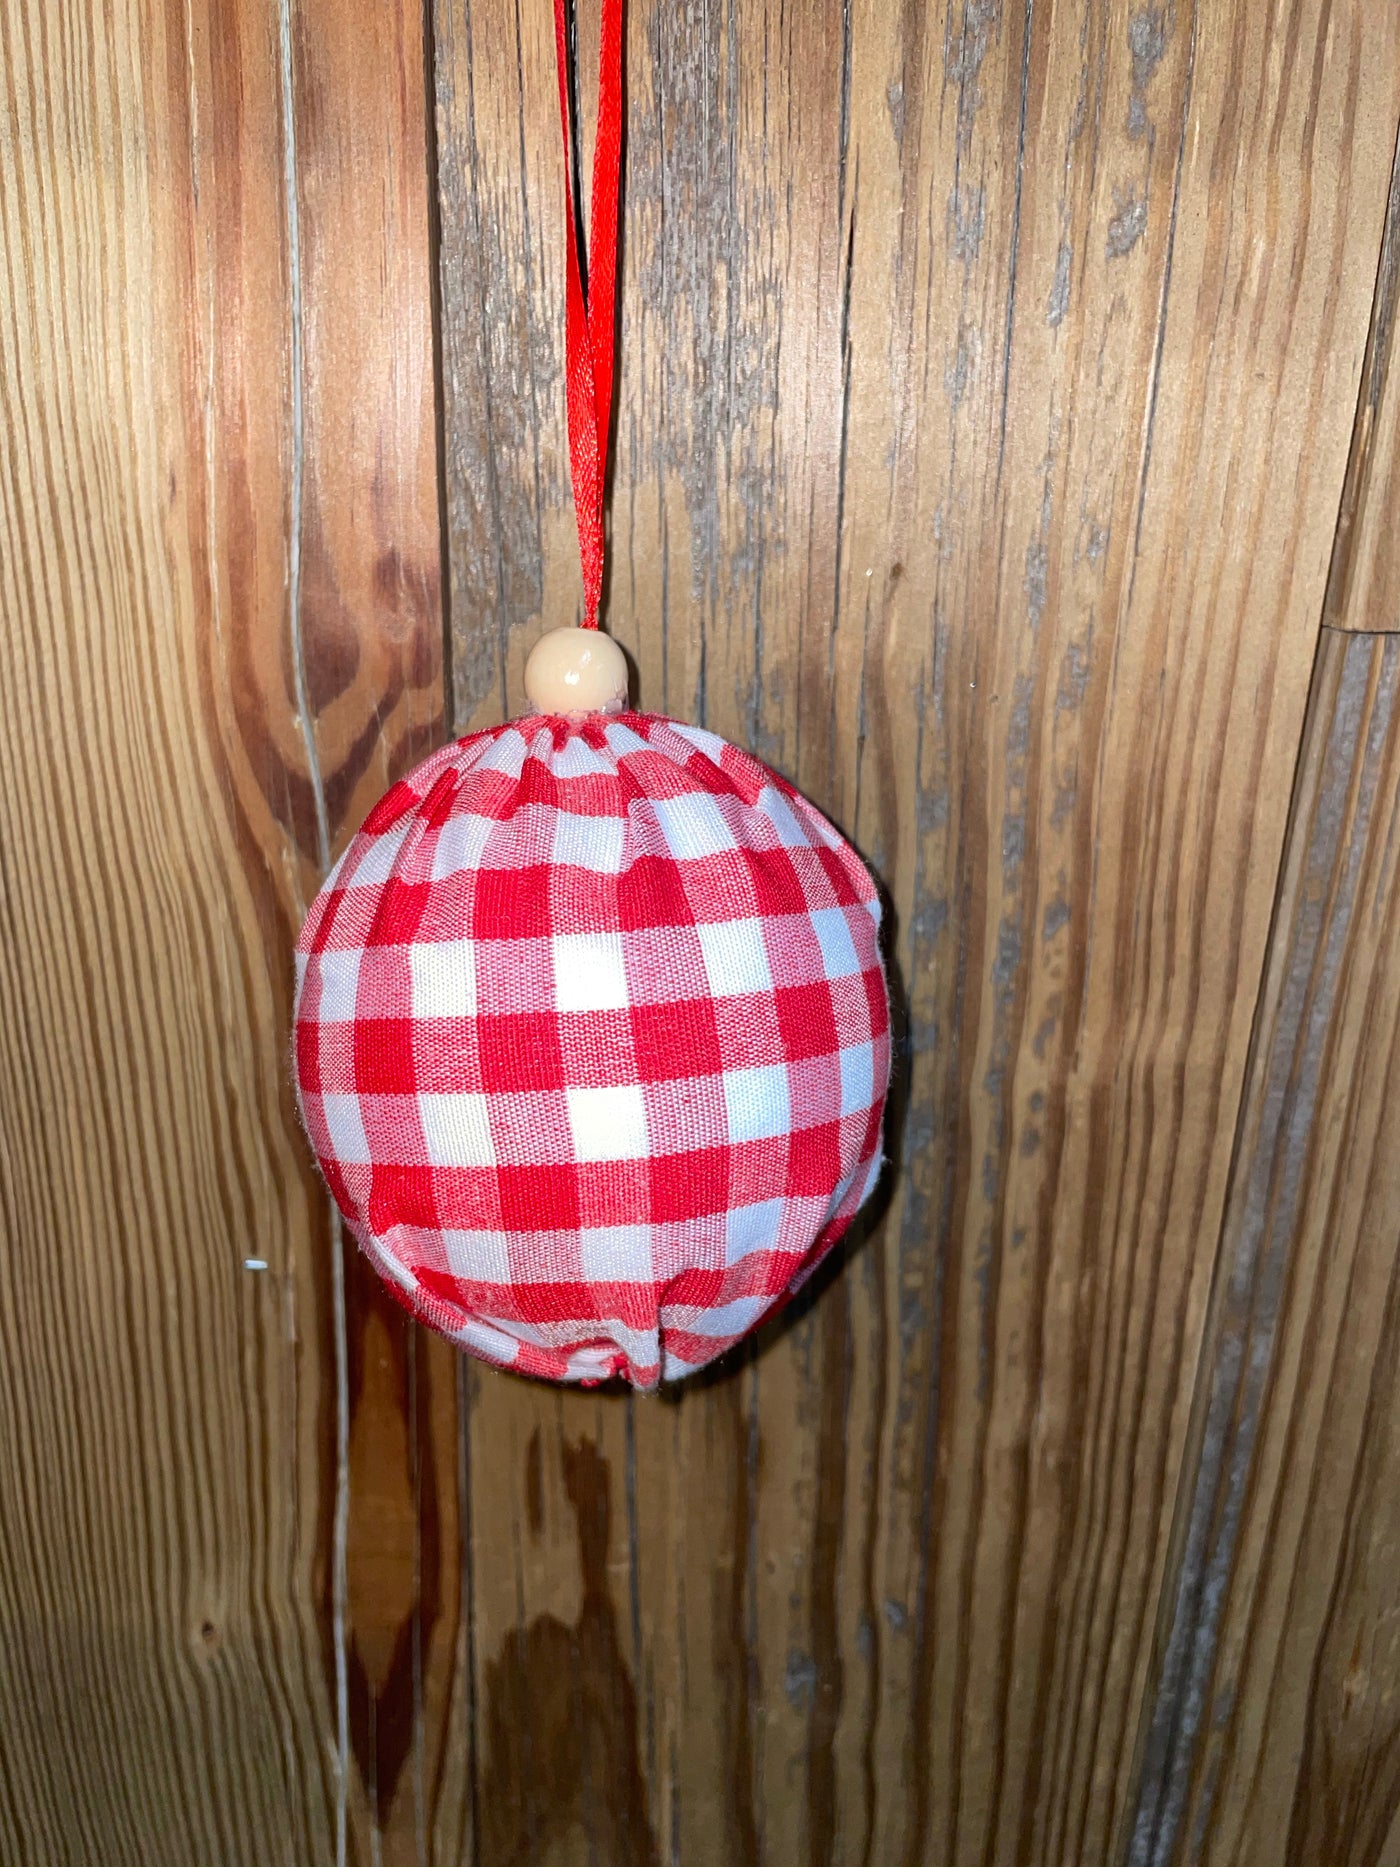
[{"xmin": 523, "ymin": 626, "xmax": 630, "ymax": 717}]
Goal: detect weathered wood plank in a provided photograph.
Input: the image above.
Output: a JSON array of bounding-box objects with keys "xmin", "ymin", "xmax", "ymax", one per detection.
[
  {"xmin": 284, "ymin": 1, "xmax": 467, "ymax": 1857},
  {"xmin": 1326, "ymin": 122, "xmax": 1400, "ymax": 633},
  {"xmin": 0, "ymin": 0, "xmax": 453, "ymax": 1862},
  {"xmin": 1126, "ymin": 625, "xmax": 1400, "ymax": 1867},
  {"xmin": 0, "ymin": 0, "xmax": 336, "ymax": 1856},
  {"xmin": 432, "ymin": 2, "xmax": 1400, "ymax": 1864}
]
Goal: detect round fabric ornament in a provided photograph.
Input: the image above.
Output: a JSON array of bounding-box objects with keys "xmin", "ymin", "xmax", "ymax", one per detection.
[
  {"xmin": 294, "ymin": 711, "xmax": 889, "ymax": 1387},
  {"xmin": 292, "ymin": 0, "xmax": 890, "ymax": 1386}
]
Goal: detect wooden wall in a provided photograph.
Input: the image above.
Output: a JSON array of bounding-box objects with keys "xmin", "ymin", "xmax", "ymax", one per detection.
[
  {"xmin": 2, "ymin": 2, "xmax": 1400, "ymax": 1865},
  {"xmin": 0, "ymin": 0, "xmax": 455, "ymax": 1859}
]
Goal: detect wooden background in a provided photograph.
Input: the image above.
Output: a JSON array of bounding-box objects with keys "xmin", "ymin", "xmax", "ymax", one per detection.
[{"xmin": 3, "ymin": 1, "xmax": 1400, "ymax": 1864}]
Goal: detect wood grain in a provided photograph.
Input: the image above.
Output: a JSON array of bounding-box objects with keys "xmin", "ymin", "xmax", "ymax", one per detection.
[
  {"xmin": 283, "ymin": 3, "xmax": 467, "ymax": 1858},
  {"xmin": 0, "ymin": 0, "xmax": 452, "ymax": 1862},
  {"xmin": 1126, "ymin": 626, "xmax": 1400, "ymax": 1867},
  {"xmin": 432, "ymin": 3, "xmax": 1400, "ymax": 1864},
  {"xmin": 1326, "ymin": 122, "xmax": 1400, "ymax": 633}
]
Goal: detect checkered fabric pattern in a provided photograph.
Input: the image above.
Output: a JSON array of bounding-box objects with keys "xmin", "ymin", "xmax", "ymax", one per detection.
[{"xmin": 294, "ymin": 711, "xmax": 889, "ymax": 1389}]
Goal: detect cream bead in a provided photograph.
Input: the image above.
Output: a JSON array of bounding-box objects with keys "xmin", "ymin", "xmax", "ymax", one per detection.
[{"xmin": 523, "ymin": 626, "xmax": 630, "ymax": 717}]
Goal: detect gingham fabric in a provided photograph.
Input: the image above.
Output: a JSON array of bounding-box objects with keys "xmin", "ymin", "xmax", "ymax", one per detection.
[{"xmin": 294, "ymin": 712, "xmax": 889, "ymax": 1389}]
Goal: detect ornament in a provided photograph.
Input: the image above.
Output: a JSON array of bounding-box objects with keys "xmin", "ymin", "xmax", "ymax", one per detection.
[{"xmin": 293, "ymin": 0, "xmax": 890, "ymax": 1387}]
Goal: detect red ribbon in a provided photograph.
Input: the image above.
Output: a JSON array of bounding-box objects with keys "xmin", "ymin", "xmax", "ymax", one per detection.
[{"xmin": 552, "ymin": 0, "xmax": 623, "ymax": 630}]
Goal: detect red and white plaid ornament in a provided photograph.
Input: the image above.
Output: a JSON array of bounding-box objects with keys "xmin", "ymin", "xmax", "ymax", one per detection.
[
  {"xmin": 294, "ymin": 713, "xmax": 889, "ymax": 1388},
  {"xmin": 294, "ymin": 0, "xmax": 890, "ymax": 1384}
]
